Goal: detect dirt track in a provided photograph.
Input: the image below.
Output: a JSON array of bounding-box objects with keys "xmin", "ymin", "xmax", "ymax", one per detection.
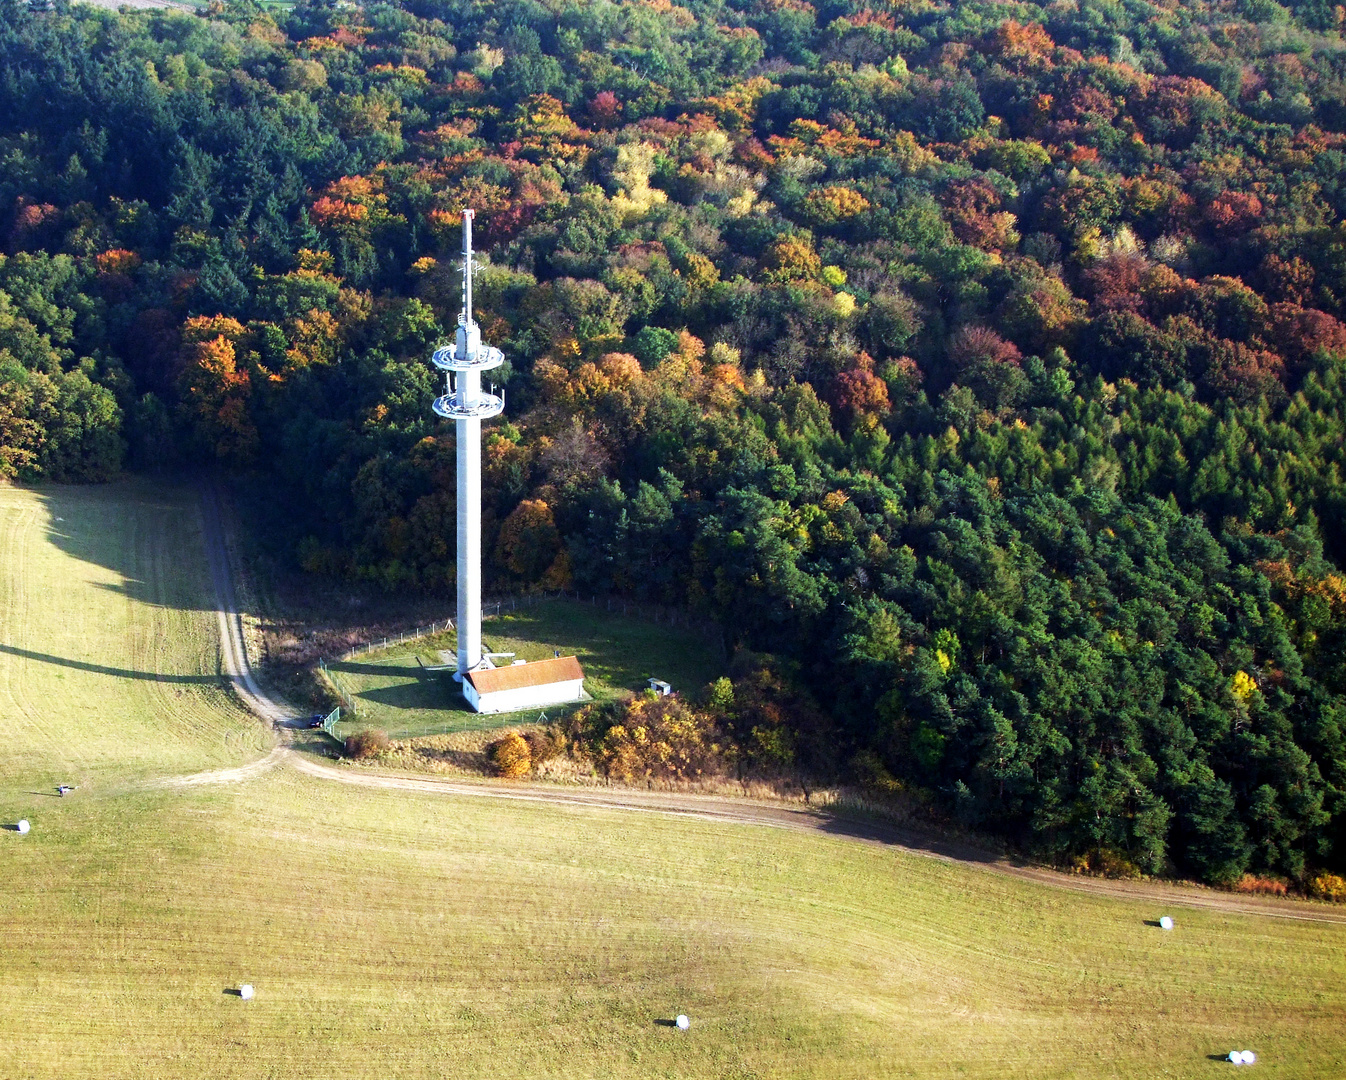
[{"xmin": 194, "ymin": 485, "xmax": 1346, "ymax": 927}]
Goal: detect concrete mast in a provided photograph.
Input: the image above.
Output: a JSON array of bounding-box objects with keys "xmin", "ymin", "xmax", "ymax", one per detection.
[{"xmin": 431, "ymin": 209, "xmax": 504, "ymax": 678}]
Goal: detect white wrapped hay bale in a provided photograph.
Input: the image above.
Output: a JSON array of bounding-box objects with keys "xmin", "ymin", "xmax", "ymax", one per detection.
[
  {"xmin": 1240, "ymin": 1051, "xmax": 1256, "ymax": 1064},
  {"xmin": 239, "ymin": 984, "xmax": 254, "ymax": 1001},
  {"xmin": 16, "ymin": 819, "xmax": 29, "ymax": 835},
  {"xmin": 1159, "ymin": 916, "xmax": 1174, "ymax": 930},
  {"xmin": 675, "ymin": 1015, "xmax": 689, "ymax": 1031}
]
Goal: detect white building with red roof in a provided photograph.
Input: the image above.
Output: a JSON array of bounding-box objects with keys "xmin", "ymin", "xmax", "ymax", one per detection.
[{"xmin": 462, "ymin": 655, "xmax": 586, "ymax": 714}]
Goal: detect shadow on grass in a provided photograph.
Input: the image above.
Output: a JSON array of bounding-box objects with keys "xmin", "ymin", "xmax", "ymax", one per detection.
[
  {"xmin": 222, "ymin": 988, "xmax": 244, "ymax": 997},
  {"xmin": 815, "ymin": 815, "xmax": 1002, "ymax": 866},
  {"xmin": 326, "ymin": 660, "xmax": 427, "ymax": 678},
  {"xmin": 25, "ymin": 482, "xmax": 219, "ymax": 613},
  {"xmin": 290, "ymin": 734, "xmax": 342, "ymax": 757},
  {"xmin": 0, "ymin": 643, "xmax": 219, "ymax": 684},
  {"xmin": 357, "ymin": 680, "xmax": 463, "ymax": 713}
]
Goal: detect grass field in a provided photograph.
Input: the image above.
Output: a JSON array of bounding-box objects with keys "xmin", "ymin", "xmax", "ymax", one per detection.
[
  {"xmin": 1, "ymin": 482, "xmax": 1344, "ymax": 1078},
  {"xmin": 0, "ymin": 483, "xmax": 268, "ymax": 794},
  {"xmin": 324, "ymin": 599, "xmax": 721, "ymax": 740},
  {"xmin": 4, "ymin": 772, "xmax": 1345, "ymax": 1079}
]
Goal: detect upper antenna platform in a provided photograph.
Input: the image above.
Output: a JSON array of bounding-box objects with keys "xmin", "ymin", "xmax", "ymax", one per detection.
[
  {"xmin": 432, "ymin": 208, "xmax": 504, "ymax": 374},
  {"xmin": 430, "ymin": 209, "xmax": 506, "ymax": 419}
]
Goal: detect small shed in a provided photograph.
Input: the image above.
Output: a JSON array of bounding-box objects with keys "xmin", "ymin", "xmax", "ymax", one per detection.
[
  {"xmin": 464, "ymin": 655, "xmax": 586, "ymax": 714},
  {"xmin": 648, "ymin": 678, "xmax": 672, "ymax": 696}
]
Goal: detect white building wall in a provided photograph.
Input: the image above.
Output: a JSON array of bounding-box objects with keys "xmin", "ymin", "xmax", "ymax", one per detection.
[{"xmin": 473, "ymin": 678, "xmax": 585, "ymax": 715}]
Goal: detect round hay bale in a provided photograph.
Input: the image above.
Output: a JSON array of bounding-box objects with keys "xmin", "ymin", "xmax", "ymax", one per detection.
[
  {"xmin": 675, "ymin": 1014, "xmax": 689, "ymax": 1031},
  {"xmin": 1240, "ymin": 1051, "xmax": 1256, "ymax": 1064},
  {"xmin": 1228, "ymin": 1050, "xmax": 1243, "ymax": 1064},
  {"xmin": 16, "ymin": 819, "xmax": 29, "ymax": 835},
  {"xmin": 1159, "ymin": 916, "xmax": 1174, "ymax": 930},
  {"xmin": 239, "ymin": 984, "xmax": 254, "ymax": 1000}
]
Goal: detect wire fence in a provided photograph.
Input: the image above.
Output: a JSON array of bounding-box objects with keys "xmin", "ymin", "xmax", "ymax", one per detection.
[
  {"xmin": 317, "ymin": 657, "xmax": 362, "ymax": 716},
  {"xmin": 319, "ymin": 706, "xmax": 342, "ymax": 743},
  {"xmin": 332, "ymin": 617, "xmax": 458, "ymax": 662}
]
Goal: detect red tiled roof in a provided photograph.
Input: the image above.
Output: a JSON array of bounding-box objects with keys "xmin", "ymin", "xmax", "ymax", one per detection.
[{"xmin": 466, "ymin": 655, "xmax": 585, "ymax": 695}]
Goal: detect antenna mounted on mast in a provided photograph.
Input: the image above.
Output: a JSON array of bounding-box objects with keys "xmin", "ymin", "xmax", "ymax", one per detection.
[
  {"xmin": 428, "ymin": 206, "xmax": 505, "ymax": 683},
  {"xmin": 461, "ymin": 207, "xmax": 474, "ymax": 327}
]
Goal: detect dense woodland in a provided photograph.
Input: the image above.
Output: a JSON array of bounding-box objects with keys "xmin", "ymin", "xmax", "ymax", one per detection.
[{"xmin": 5, "ymin": 0, "xmax": 1346, "ymax": 884}]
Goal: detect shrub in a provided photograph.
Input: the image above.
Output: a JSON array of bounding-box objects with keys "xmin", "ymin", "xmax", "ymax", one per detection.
[
  {"xmin": 1070, "ymin": 849, "xmax": 1142, "ymax": 879},
  {"xmin": 569, "ymin": 696, "xmax": 730, "ymax": 783},
  {"xmin": 344, "ymin": 728, "xmax": 390, "ymax": 759},
  {"xmin": 850, "ymin": 748, "xmax": 901, "ymax": 792},
  {"xmin": 523, "ymin": 727, "xmax": 563, "ymax": 766},
  {"xmin": 487, "ymin": 732, "xmax": 532, "ymax": 778},
  {"xmin": 1309, "ymin": 873, "xmax": 1346, "ymax": 903},
  {"xmin": 1232, "ymin": 874, "xmax": 1288, "ymax": 896}
]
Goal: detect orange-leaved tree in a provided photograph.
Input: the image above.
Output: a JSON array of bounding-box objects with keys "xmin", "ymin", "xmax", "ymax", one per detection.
[{"xmin": 177, "ymin": 316, "xmax": 257, "ymax": 465}]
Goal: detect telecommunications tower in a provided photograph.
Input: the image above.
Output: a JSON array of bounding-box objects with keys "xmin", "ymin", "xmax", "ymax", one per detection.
[{"xmin": 432, "ymin": 209, "xmax": 504, "ymax": 679}]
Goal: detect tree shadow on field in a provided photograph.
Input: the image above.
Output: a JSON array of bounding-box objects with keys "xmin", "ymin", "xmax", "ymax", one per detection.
[
  {"xmin": 815, "ymin": 814, "xmax": 1003, "ymax": 866},
  {"xmin": 20, "ymin": 482, "xmax": 217, "ymax": 614},
  {"xmin": 326, "ymin": 660, "xmax": 426, "ymax": 677},
  {"xmin": 356, "ymin": 679, "xmax": 465, "ymax": 713},
  {"xmin": 0, "ymin": 643, "xmax": 219, "ymax": 685}
]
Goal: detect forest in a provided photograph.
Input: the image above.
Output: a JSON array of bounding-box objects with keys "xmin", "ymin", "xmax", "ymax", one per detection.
[{"xmin": 3, "ymin": 0, "xmax": 1346, "ymax": 885}]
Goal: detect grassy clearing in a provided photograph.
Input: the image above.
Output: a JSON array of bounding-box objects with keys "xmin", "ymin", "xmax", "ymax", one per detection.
[
  {"xmin": 0, "ymin": 482, "xmax": 268, "ymax": 798},
  {"xmin": 2, "ymin": 770, "xmax": 1344, "ymax": 1079},
  {"xmin": 324, "ymin": 598, "xmax": 720, "ymax": 740}
]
